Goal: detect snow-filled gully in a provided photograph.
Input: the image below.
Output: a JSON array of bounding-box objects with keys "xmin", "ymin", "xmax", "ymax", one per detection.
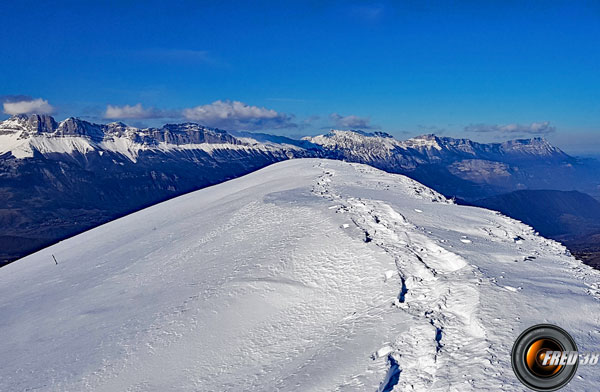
[{"xmin": 312, "ymin": 165, "xmax": 493, "ymax": 391}]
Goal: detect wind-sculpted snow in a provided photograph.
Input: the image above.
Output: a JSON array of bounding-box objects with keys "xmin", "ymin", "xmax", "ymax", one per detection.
[
  {"xmin": 3, "ymin": 115, "xmax": 597, "ymax": 266},
  {"xmin": 1, "ymin": 159, "xmax": 600, "ymax": 391}
]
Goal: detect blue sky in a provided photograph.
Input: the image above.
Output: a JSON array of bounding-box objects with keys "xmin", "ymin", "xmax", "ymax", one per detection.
[{"xmin": 1, "ymin": 1, "xmax": 599, "ymax": 154}]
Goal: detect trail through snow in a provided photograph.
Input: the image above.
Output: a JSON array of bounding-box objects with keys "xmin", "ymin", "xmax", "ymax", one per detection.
[
  {"xmin": 1, "ymin": 159, "xmax": 600, "ymax": 391},
  {"xmin": 313, "ymin": 164, "xmax": 491, "ymax": 390},
  {"xmin": 312, "ymin": 161, "xmax": 600, "ymax": 391}
]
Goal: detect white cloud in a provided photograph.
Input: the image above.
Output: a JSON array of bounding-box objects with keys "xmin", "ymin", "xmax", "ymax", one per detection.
[
  {"xmin": 102, "ymin": 100, "xmax": 295, "ymax": 130},
  {"xmin": 329, "ymin": 113, "xmax": 373, "ymax": 129},
  {"xmin": 3, "ymin": 98, "xmax": 54, "ymax": 115},
  {"xmin": 465, "ymin": 121, "xmax": 556, "ymax": 135},
  {"xmin": 104, "ymin": 103, "xmax": 168, "ymax": 119},
  {"xmin": 183, "ymin": 100, "xmax": 295, "ymax": 130}
]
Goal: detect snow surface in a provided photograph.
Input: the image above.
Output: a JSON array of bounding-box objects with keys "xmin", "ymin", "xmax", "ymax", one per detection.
[
  {"xmin": 1, "ymin": 159, "xmax": 600, "ymax": 391},
  {"xmin": 306, "ymin": 130, "xmax": 405, "ymax": 154}
]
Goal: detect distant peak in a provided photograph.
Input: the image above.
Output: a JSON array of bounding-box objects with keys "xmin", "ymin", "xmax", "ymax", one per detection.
[
  {"xmin": 60, "ymin": 116, "xmax": 88, "ymax": 124},
  {"xmin": 413, "ymin": 133, "xmax": 438, "ymax": 139},
  {"xmin": 326, "ymin": 129, "xmax": 391, "ymax": 138},
  {"xmin": 530, "ymin": 137, "xmax": 551, "ymax": 145},
  {"xmin": 402, "ymin": 134, "xmax": 446, "ymax": 151},
  {"xmin": 408, "ymin": 133, "xmax": 453, "ymax": 143},
  {"xmin": 106, "ymin": 121, "xmax": 129, "ymax": 128},
  {"xmin": 502, "ymin": 137, "xmax": 553, "ymax": 147},
  {"xmin": 7, "ymin": 113, "xmax": 57, "ymax": 124},
  {"xmin": 499, "ymin": 137, "xmax": 566, "ymax": 158},
  {"xmin": 372, "ymin": 131, "xmax": 393, "ymax": 138},
  {"xmin": 25, "ymin": 114, "xmax": 59, "ymax": 133},
  {"xmin": 9, "ymin": 113, "xmax": 30, "ymax": 120}
]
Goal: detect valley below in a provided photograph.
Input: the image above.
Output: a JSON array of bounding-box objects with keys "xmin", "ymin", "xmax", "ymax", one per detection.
[{"xmin": 2, "ymin": 114, "xmax": 599, "ymax": 268}]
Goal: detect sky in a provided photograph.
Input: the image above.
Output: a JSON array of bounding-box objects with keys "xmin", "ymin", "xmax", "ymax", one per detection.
[{"xmin": 1, "ymin": 0, "xmax": 599, "ymax": 154}]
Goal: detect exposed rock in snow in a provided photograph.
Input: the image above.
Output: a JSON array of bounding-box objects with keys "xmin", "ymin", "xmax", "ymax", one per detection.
[{"xmin": 0, "ymin": 114, "xmax": 289, "ymax": 162}]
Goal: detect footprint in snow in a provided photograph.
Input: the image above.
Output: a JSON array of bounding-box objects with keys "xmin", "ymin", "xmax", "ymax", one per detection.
[
  {"xmin": 384, "ymin": 270, "xmax": 396, "ymax": 282},
  {"xmin": 373, "ymin": 345, "xmax": 394, "ymax": 359}
]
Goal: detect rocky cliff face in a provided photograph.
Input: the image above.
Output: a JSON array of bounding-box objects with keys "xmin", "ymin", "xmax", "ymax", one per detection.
[
  {"xmin": 0, "ymin": 114, "xmax": 245, "ymax": 154},
  {"xmin": 0, "ymin": 115, "xmax": 320, "ymax": 264}
]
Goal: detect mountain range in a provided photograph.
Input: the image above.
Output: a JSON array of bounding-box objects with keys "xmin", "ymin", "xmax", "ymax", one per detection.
[
  {"xmin": 304, "ymin": 130, "xmax": 598, "ymax": 199},
  {"xmin": 1, "ymin": 114, "xmax": 599, "ymax": 264}
]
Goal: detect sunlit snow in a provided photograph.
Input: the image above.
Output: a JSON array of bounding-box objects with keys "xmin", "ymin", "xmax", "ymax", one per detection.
[{"xmin": 1, "ymin": 159, "xmax": 599, "ymax": 391}]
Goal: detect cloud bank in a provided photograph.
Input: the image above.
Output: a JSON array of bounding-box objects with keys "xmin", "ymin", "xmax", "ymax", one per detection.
[
  {"xmin": 465, "ymin": 121, "xmax": 556, "ymax": 135},
  {"xmin": 103, "ymin": 100, "xmax": 296, "ymax": 130},
  {"xmin": 182, "ymin": 100, "xmax": 295, "ymax": 130},
  {"xmin": 2, "ymin": 97, "xmax": 55, "ymax": 115},
  {"xmin": 104, "ymin": 103, "xmax": 173, "ymax": 120},
  {"xmin": 329, "ymin": 113, "xmax": 373, "ymax": 129}
]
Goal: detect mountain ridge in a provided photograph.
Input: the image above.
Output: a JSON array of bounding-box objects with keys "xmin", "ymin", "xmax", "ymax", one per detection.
[
  {"xmin": 1, "ymin": 114, "xmax": 569, "ymax": 162},
  {"xmin": 2, "ymin": 159, "xmax": 600, "ymax": 391},
  {"xmin": 1, "ymin": 114, "xmax": 598, "ymax": 265}
]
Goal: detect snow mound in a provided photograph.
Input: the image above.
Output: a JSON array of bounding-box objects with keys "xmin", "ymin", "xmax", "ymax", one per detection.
[{"xmin": 1, "ymin": 159, "xmax": 599, "ymax": 391}]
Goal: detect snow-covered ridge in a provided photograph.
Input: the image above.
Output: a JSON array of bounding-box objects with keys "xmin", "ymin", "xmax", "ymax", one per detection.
[
  {"xmin": 0, "ymin": 114, "xmax": 293, "ymax": 161},
  {"xmin": 306, "ymin": 130, "xmax": 566, "ymax": 159},
  {"xmin": 1, "ymin": 159, "xmax": 599, "ymax": 391},
  {"xmin": 1, "ymin": 115, "xmax": 569, "ymax": 164},
  {"xmin": 303, "ymin": 130, "xmax": 405, "ymax": 158}
]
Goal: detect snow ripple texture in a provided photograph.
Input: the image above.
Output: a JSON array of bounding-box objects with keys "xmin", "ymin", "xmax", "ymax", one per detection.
[{"xmin": 1, "ymin": 159, "xmax": 600, "ymax": 391}]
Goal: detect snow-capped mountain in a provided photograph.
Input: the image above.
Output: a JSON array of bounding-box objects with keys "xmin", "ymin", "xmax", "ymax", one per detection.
[
  {"xmin": 305, "ymin": 131, "xmax": 569, "ymax": 165},
  {"xmin": 1, "ymin": 116, "xmax": 597, "ymax": 265},
  {"xmin": 1, "ymin": 159, "xmax": 599, "ymax": 391},
  {"xmin": 0, "ymin": 115, "xmax": 321, "ymax": 264},
  {"xmin": 306, "ymin": 130, "xmax": 595, "ymax": 199},
  {"xmin": 0, "ymin": 114, "xmax": 310, "ymax": 161},
  {"xmin": 0, "ymin": 116, "xmax": 570, "ymax": 166}
]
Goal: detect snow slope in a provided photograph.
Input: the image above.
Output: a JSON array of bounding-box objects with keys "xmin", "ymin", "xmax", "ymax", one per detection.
[{"xmin": 1, "ymin": 159, "xmax": 600, "ymax": 391}]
